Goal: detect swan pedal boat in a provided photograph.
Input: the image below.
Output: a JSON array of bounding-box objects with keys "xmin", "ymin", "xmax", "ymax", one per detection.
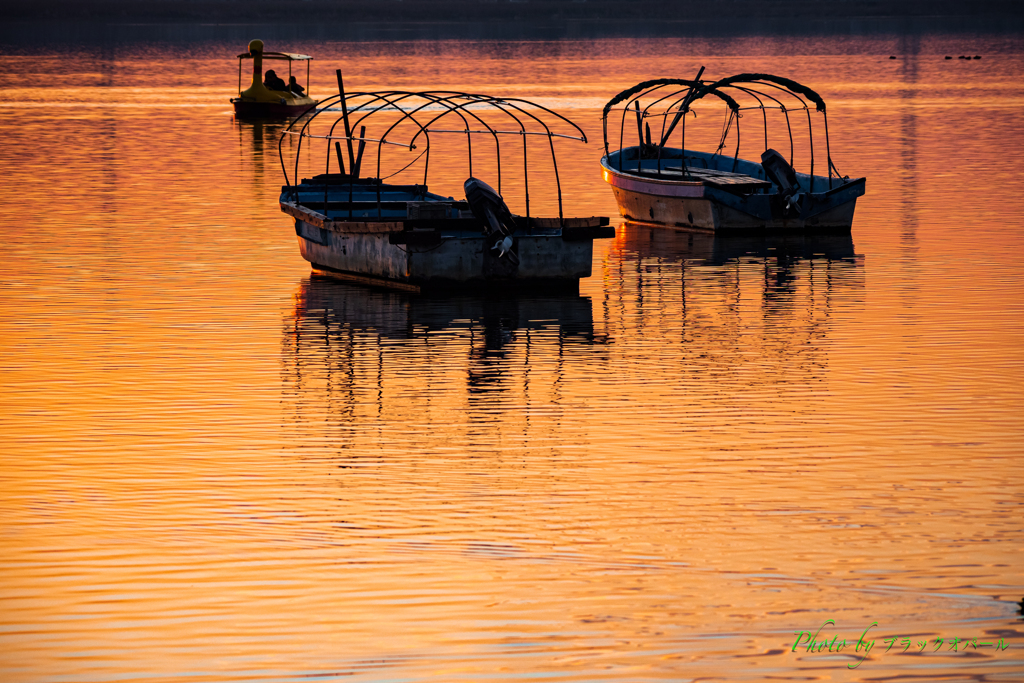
[{"xmin": 231, "ymin": 39, "xmax": 317, "ymax": 118}]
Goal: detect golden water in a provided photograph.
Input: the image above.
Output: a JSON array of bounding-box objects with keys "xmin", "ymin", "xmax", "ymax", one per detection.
[{"xmin": 1, "ymin": 31, "xmax": 1022, "ymax": 681}]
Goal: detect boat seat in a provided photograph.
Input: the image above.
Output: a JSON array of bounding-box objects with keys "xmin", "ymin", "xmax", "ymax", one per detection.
[{"xmin": 643, "ymin": 166, "xmax": 772, "ymax": 190}]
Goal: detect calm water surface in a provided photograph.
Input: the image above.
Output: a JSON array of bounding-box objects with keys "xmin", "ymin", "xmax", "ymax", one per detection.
[{"xmin": 1, "ymin": 28, "xmax": 1023, "ymax": 682}]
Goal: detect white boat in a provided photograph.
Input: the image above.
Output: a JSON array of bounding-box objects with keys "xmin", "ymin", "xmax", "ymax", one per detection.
[{"xmin": 600, "ymin": 71, "xmax": 866, "ymax": 232}]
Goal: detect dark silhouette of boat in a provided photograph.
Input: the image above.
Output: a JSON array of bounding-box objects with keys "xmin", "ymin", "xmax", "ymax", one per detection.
[
  {"xmin": 601, "ymin": 70, "xmax": 866, "ymax": 232},
  {"xmin": 231, "ymin": 40, "xmax": 317, "ymax": 118},
  {"xmin": 278, "ymin": 73, "xmax": 612, "ymax": 292}
]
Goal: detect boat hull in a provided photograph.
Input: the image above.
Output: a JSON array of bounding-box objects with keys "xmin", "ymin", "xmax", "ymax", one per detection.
[
  {"xmin": 293, "ymin": 218, "xmax": 599, "ymax": 293},
  {"xmin": 601, "ymin": 151, "xmax": 865, "ymax": 232},
  {"xmin": 282, "ymin": 177, "xmax": 611, "ymax": 293},
  {"xmin": 232, "ymin": 98, "xmax": 317, "ymax": 119},
  {"xmin": 607, "ymin": 183, "xmax": 861, "ymax": 232}
]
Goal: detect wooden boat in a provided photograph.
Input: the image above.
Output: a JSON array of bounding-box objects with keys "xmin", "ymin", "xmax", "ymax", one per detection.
[
  {"xmin": 601, "ymin": 71, "xmax": 866, "ymax": 232},
  {"xmin": 278, "ymin": 75, "xmax": 612, "ymax": 293},
  {"xmin": 231, "ymin": 40, "xmax": 317, "ymax": 118}
]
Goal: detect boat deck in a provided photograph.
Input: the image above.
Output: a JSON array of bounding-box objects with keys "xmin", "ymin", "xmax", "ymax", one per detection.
[
  {"xmin": 282, "ymin": 176, "xmax": 611, "ymax": 237},
  {"xmin": 627, "ymin": 166, "xmax": 773, "ymax": 191}
]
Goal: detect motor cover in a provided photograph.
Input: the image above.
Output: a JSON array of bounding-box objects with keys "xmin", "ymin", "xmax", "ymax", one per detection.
[
  {"xmin": 464, "ymin": 177, "xmax": 520, "ymax": 267},
  {"xmin": 760, "ymin": 148, "xmax": 802, "ymax": 215},
  {"xmin": 464, "ymin": 177, "xmax": 516, "ymax": 237}
]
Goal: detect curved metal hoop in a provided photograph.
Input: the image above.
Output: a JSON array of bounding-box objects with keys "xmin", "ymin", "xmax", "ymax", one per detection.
[
  {"xmin": 279, "ymin": 85, "xmax": 589, "ymax": 221},
  {"xmin": 601, "ymin": 72, "xmax": 840, "ymax": 188}
]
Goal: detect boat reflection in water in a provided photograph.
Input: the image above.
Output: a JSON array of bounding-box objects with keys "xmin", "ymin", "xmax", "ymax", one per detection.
[
  {"xmin": 612, "ymin": 221, "xmax": 857, "ymax": 266},
  {"xmin": 235, "ymin": 117, "xmax": 290, "ymax": 181},
  {"xmin": 598, "ymin": 222, "xmax": 864, "ymax": 387},
  {"xmin": 282, "ymin": 277, "xmax": 611, "ymax": 430},
  {"xmin": 284, "ymin": 223, "xmax": 862, "ymax": 437}
]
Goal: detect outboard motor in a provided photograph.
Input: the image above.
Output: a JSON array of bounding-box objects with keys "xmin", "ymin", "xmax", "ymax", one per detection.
[
  {"xmin": 760, "ymin": 149, "xmax": 803, "ymax": 216},
  {"xmin": 464, "ymin": 177, "xmax": 520, "ymax": 266}
]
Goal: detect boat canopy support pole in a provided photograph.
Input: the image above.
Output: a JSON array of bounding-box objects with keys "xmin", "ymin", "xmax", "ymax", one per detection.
[
  {"xmin": 618, "ymin": 107, "xmax": 625, "ymax": 172},
  {"xmin": 761, "ymin": 105, "xmax": 768, "ymax": 150},
  {"xmin": 634, "ymin": 101, "xmax": 643, "ymax": 173},
  {"xmin": 547, "ymin": 132, "xmax": 563, "ymax": 224},
  {"xmin": 805, "ymin": 107, "xmax": 814, "ymax": 193},
  {"xmin": 728, "ymin": 85, "xmax": 790, "ymax": 167},
  {"xmin": 324, "ymin": 137, "xmax": 330, "ymax": 214},
  {"xmin": 824, "ymin": 112, "xmax": 834, "ymax": 189},
  {"xmin": 655, "ymin": 110, "xmax": 667, "ymax": 175},
  {"xmin": 787, "ymin": 109, "xmax": 795, "ymax": 165},
  {"xmin": 523, "ymin": 131, "xmax": 530, "ymax": 225},
  {"xmin": 732, "ymin": 115, "xmax": 741, "ymax": 173},
  {"xmin": 681, "ymin": 105, "xmax": 687, "ymax": 178},
  {"xmin": 713, "ymin": 109, "xmax": 733, "ymax": 161}
]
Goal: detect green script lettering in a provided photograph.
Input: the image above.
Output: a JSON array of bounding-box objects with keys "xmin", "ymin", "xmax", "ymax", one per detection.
[
  {"xmin": 828, "ymin": 636, "xmax": 847, "ymax": 652},
  {"xmin": 849, "ymin": 622, "xmax": 878, "ymax": 669},
  {"xmin": 807, "ymin": 619, "xmax": 835, "ymax": 653}
]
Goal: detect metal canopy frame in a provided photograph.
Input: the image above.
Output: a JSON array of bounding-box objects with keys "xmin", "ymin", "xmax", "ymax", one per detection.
[
  {"xmin": 601, "ymin": 72, "xmax": 843, "ymax": 191},
  {"xmin": 278, "ymin": 71, "xmax": 588, "ymax": 223}
]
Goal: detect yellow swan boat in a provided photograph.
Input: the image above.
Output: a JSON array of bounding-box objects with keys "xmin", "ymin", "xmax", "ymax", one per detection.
[{"xmin": 231, "ymin": 39, "xmax": 318, "ymax": 118}]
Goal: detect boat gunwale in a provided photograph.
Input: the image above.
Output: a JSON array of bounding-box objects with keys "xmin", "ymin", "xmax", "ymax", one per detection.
[
  {"xmin": 281, "ymin": 198, "xmax": 611, "ymax": 235},
  {"xmin": 601, "ymin": 149, "xmax": 865, "ymax": 197}
]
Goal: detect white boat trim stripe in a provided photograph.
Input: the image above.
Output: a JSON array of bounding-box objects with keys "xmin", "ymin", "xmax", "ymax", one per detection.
[{"xmin": 602, "ymin": 165, "xmax": 706, "ymax": 198}]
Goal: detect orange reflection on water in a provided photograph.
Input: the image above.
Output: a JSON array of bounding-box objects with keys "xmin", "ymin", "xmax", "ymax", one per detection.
[{"xmin": 1, "ymin": 32, "xmax": 1023, "ymax": 682}]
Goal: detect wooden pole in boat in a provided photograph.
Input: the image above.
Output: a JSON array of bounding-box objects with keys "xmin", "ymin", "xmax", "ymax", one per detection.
[
  {"xmin": 336, "ymin": 69, "xmax": 356, "ymax": 173},
  {"xmin": 334, "ymin": 141, "xmax": 346, "ymax": 176},
  {"xmin": 659, "ymin": 65, "xmax": 704, "ymax": 147},
  {"xmin": 354, "ymin": 126, "xmax": 366, "ymax": 178}
]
